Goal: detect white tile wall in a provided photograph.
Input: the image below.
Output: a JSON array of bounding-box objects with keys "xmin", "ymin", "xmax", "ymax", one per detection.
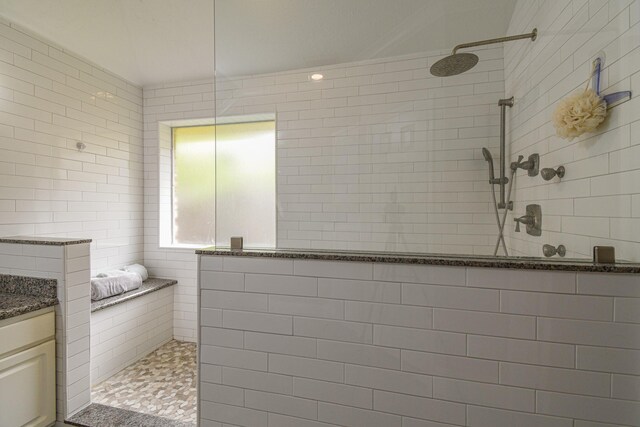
[
  {"xmin": 143, "ymin": 48, "xmax": 505, "ymax": 340},
  {"xmin": 143, "ymin": 83, "xmax": 209, "ymax": 341},
  {"xmin": 0, "ymin": 17, "xmax": 144, "ymax": 273},
  {"xmin": 199, "ymin": 255, "xmax": 640, "ymax": 427},
  {"xmin": 90, "ymin": 286, "xmax": 173, "ymax": 386},
  {"xmin": 0, "ymin": 242, "xmax": 90, "ymax": 421},
  {"xmin": 63, "ymin": 243, "xmax": 91, "ymax": 416},
  {"xmin": 505, "ymin": 0, "xmax": 640, "ymax": 261},
  {"xmin": 225, "ymin": 48, "xmax": 507, "ymax": 256}
]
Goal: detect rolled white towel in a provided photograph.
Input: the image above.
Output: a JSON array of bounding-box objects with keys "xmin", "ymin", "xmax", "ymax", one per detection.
[
  {"xmin": 91, "ymin": 272, "xmax": 142, "ymax": 301},
  {"xmin": 96, "ymin": 270, "xmax": 130, "ymax": 278},
  {"xmin": 121, "ymin": 264, "xmax": 149, "ymax": 281}
]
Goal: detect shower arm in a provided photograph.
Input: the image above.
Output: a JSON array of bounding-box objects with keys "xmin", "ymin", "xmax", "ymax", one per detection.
[{"xmin": 452, "ymin": 29, "xmax": 537, "ymax": 55}]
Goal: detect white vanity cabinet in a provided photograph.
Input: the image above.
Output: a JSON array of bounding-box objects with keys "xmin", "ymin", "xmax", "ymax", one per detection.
[{"xmin": 0, "ymin": 310, "xmax": 56, "ymax": 427}]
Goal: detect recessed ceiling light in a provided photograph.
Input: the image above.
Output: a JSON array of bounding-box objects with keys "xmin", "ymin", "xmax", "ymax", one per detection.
[{"xmin": 310, "ymin": 73, "xmax": 324, "ymax": 81}]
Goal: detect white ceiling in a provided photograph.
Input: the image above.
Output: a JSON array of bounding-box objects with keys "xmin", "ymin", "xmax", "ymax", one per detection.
[
  {"xmin": 0, "ymin": 0, "xmax": 516, "ymax": 87},
  {"xmin": 215, "ymin": 0, "xmax": 516, "ymax": 77},
  {"xmin": 0, "ymin": 0, "xmax": 215, "ymax": 86}
]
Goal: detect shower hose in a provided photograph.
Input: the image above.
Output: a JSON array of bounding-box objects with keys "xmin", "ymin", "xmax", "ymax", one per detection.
[{"xmin": 491, "ymin": 167, "xmax": 516, "ymax": 256}]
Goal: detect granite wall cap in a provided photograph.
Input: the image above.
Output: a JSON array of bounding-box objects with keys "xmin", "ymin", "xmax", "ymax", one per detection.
[
  {"xmin": 195, "ymin": 247, "xmax": 640, "ymax": 274},
  {"xmin": 0, "ymin": 236, "xmax": 92, "ymax": 245}
]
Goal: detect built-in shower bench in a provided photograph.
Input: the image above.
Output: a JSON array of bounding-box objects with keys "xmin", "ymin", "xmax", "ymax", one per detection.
[
  {"xmin": 90, "ymin": 277, "xmax": 178, "ymax": 387},
  {"xmin": 90, "ymin": 278, "xmax": 177, "ymax": 312}
]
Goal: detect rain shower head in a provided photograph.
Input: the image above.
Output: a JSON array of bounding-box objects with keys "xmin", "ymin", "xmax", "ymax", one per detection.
[
  {"xmin": 430, "ymin": 29, "xmax": 537, "ymax": 77},
  {"xmin": 430, "ymin": 53, "xmax": 479, "ymax": 77}
]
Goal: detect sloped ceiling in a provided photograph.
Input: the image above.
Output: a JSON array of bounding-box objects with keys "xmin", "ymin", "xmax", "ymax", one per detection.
[{"xmin": 0, "ymin": 0, "xmax": 515, "ymax": 86}]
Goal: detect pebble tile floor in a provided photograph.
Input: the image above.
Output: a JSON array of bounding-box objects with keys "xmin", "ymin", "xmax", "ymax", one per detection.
[{"xmin": 91, "ymin": 340, "xmax": 197, "ymax": 425}]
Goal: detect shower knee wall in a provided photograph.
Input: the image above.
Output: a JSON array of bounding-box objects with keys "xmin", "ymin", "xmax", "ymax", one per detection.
[{"xmin": 198, "ymin": 255, "xmax": 640, "ymax": 426}]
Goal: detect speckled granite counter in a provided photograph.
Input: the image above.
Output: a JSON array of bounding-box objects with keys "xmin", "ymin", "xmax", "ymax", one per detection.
[
  {"xmin": 0, "ymin": 235, "xmax": 92, "ymax": 245},
  {"xmin": 196, "ymin": 247, "xmax": 640, "ymax": 273},
  {"xmin": 0, "ymin": 274, "xmax": 58, "ymax": 321},
  {"xmin": 91, "ymin": 278, "xmax": 178, "ymax": 312}
]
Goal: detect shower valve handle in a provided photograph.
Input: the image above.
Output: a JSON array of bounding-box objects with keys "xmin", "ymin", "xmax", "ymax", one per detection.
[
  {"xmin": 514, "ymin": 215, "xmax": 534, "ymax": 232},
  {"xmin": 513, "ymin": 204, "xmax": 542, "ymax": 236},
  {"xmin": 510, "ymin": 155, "xmax": 524, "ymax": 171}
]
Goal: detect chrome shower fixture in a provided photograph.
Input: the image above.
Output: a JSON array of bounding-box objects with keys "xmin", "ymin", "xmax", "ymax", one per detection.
[
  {"xmin": 514, "ymin": 204, "xmax": 542, "ymax": 236},
  {"xmin": 511, "ymin": 153, "xmax": 540, "ymax": 177},
  {"xmin": 481, "ymin": 147, "xmax": 496, "ymax": 182},
  {"xmin": 543, "ymin": 244, "xmax": 566, "ymax": 258},
  {"xmin": 541, "ymin": 166, "xmax": 566, "ymax": 181},
  {"xmin": 496, "ymin": 97, "xmax": 514, "ymax": 209},
  {"xmin": 430, "ymin": 28, "xmax": 537, "ymax": 77}
]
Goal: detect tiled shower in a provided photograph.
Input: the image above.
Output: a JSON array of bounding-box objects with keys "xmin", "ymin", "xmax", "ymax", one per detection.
[{"xmin": 0, "ymin": 0, "xmax": 639, "ymax": 426}]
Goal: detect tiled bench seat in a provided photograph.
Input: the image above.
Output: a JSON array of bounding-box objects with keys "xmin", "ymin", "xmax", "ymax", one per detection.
[{"xmin": 91, "ymin": 278, "xmax": 177, "ymax": 313}]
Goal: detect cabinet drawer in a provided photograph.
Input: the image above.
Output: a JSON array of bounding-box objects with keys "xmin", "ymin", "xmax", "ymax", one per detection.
[
  {"xmin": 0, "ymin": 340, "xmax": 56, "ymax": 427},
  {"xmin": 0, "ymin": 311, "xmax": 54, "ymax": 358}
]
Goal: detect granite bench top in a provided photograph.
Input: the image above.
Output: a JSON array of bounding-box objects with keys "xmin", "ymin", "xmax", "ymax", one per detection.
[
  {"xmin": 91, "ymin": 278, "xmax": 178, "ymax": 312},
  {"xmin": 0, "ymin": 274, "xmax": 58, "ymax": 321},
  {"xmin": 195, "ymin": 247, "xmax": 640, "ymax": 274}
]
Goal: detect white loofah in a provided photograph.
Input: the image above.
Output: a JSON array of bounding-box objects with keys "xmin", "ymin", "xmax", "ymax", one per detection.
[{"xmin": 552, "ymin": 88, "xmax": 607, "ymax": 140}]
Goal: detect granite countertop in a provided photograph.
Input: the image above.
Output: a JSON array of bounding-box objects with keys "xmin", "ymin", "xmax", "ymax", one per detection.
[
  {"xmin": 0, "ymin": 293, "xmax": 58, "ymax": 321},
  {"xmin": 196, "ymin": 247, "xmax": 640, "ymax": 274},
  {"xmin": 91, "ymin": 278, "xmax": 178, "ymax": 312},
  {"xmin": 0, "ymin": 274, "xmax": 58, "ymax": 321},
  {"xmin": 0, "ymin": 235, "xmax": 92, "ymax": 245}
]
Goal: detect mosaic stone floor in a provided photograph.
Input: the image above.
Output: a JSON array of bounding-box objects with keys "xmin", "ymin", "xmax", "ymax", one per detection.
[{"xmin": 91, "ymin": 340, "xmax": 197, "ymax": 425}]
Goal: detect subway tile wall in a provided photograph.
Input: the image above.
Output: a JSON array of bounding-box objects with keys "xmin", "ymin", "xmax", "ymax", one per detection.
[
  {"xmin": 0, "ymin": 242, "xmax": 90, "ymax": 421},
  {"xmin": 505, "ymin": 0, "xmax": 640, "ymax": 261},
  {"xmin": 90, "ymin": 286, "xmax": 174, "ymax": 386},
  {"xmin": 143, "ymin": 48, "xmax": 505, "ymax": 341},
  {"xmin": 217, "ymin": 48, "xmax": 506, "ymax": 255},
  {"xmin": 63, "ymin": 243, "xmax": 92, "ymax": 417},
  {"xmin": 143, "ymin": 84, "xmax": 213, "ymax": 342},
  {"xmin": 199, "ymin": 255, "xmax": 640, "ymax": 427},
  {"xmin": 0, "ymin": 17, "xmax": 144, "ymax": 273}
]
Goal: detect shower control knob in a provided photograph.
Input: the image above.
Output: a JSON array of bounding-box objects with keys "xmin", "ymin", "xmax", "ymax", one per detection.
[
  {"xmin": 543, "ymin": 244, "xmax": 566, "ymax": 257},
  {"xmin": 541, "ymin": 166, "xmax": 565, "ymax": 181},
  {"xmin": 514, "ymin": 204, "xmax": 542, "ymax": 236}
]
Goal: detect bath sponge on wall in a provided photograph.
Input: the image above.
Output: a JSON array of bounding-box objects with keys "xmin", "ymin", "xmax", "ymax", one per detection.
[{"xmin": 552, "ymin": 88, "xmax": 607, "ymax": 140}]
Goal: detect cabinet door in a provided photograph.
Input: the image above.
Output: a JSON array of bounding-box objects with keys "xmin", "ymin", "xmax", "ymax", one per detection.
[{"xmin": 0, "ymin": 340, "xmax": 55, "ymax": 427}]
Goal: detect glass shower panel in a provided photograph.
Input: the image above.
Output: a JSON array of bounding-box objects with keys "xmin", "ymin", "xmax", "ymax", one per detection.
[
  {"xmin": 173, "ymin": 126, "xmax": 216, "ymax": 245},
  {"xmin": 214, "ymin": 0, "xmax": 510, "ymax": 256},
  {"xmin": 213, "ymin": 0, "xmax": 640, "ymax": 262},
  {"xmin": 215, "ymin": 121, "xmax": 276, "ymax": 248}
]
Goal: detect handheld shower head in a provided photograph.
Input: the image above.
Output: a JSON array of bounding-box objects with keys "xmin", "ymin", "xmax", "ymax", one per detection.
[
  {"xmin": 482, "ymin": 147, "xmax": 496, "ymax": 182},
  {"xmin": 482, "ymin": 147, "xmax": 493, "ymax": 162}
]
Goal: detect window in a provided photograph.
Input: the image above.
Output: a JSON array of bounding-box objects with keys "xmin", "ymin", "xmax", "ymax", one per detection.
[{"xmin": 172, "ymin": 121, "xmax": 276, "ymax": 248}]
